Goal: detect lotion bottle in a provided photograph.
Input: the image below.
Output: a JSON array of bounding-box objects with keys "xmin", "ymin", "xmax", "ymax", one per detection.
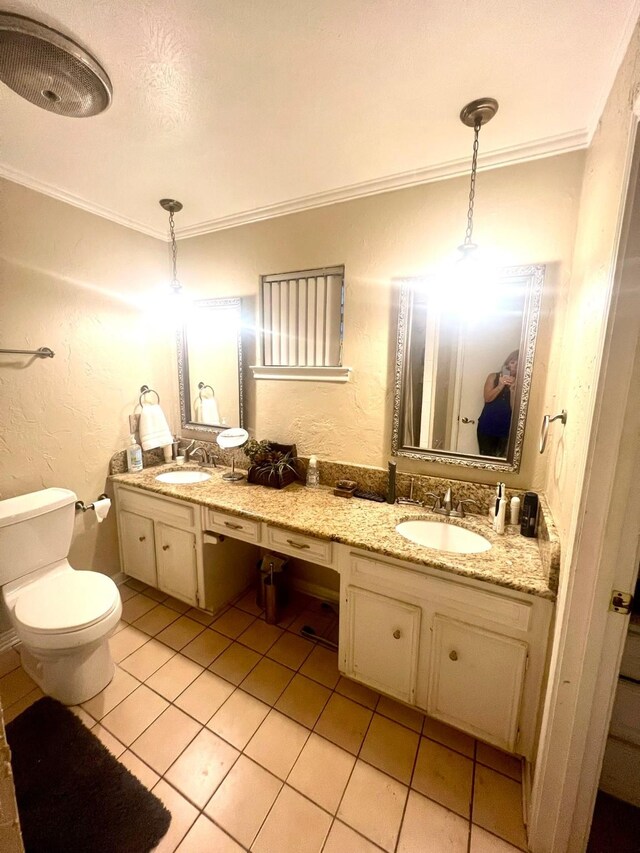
[
  {"xmin": 126, "ymin": 434, "xmax": 143, "ymax": 472},
  {"xmin": 510, "ymin": 495, "xmax": 521, "ymax": 526},
  {"xmin": 306, "ymin": 455, "xmax": 320, "ymax": 488}
]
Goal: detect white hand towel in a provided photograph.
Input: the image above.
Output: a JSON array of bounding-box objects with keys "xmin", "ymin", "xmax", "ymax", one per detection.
[
  {"xmin": 139, "ymin": 403, "xmax": 173, "ymax": 451},
  {"xmin": 194, "ymin": 395, "xmax": 221, "ymax": 425}
]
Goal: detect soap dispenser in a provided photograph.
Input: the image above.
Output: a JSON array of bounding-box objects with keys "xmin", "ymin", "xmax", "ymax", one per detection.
[
  {"xmin": 126, "ymin": 434, "xmax": 143, "ymax": 472},
  {"xmin": 306, "ymin": 455, "xmax": 320, "ymax": 488}
]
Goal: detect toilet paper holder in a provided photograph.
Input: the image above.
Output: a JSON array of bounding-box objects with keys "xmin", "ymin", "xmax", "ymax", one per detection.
[{"xmin": 75, "ymin": 494, "xmax": 109, "ymax": 512}]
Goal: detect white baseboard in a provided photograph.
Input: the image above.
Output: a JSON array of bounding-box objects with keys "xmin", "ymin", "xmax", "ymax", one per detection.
[
  {"xmin": 289, "ymin": 577, "xmax": 339, "ymax": 604},
  {"xmin": 0, "ymin": 629, "xmax": 19, "ymax": 654}
]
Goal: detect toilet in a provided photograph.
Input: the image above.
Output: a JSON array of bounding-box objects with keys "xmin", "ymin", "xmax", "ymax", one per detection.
[{"xmin": 0, "ymin": 488, "xmax": 122, "ymax": 705}]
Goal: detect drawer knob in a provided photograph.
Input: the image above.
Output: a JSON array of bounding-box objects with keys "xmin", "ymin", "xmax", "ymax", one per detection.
[
  {"xmin": 138, "ymin": 536, "xmax": 146, "ymax": 542},
  {"xmin": 286, "ymin": 539, "xmax": 311, "ymax": 550},
  {"xmin": 393, "ymin": 629, "xmax": 401, "ymax": 639},
  {"xmin": 449, "ymin": 650, "xmax": 458, "ymax": 661},
  {"xmin": 162, "ymin": 544, "xmax": 170, "ymax": 551}
]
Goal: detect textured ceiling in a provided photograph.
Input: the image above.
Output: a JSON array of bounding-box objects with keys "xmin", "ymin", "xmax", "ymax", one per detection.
[{"xmin": 0, "ymin": 0, "xmax": 638, "ymax": 238}]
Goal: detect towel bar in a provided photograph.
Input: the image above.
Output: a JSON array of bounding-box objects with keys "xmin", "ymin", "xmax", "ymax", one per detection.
[
  {"xmin": 75, "ymin": 494, "xmax": 109, "ymax": 512},
  {"xmin": 0, "ymin": 346, "xmax": 54, "ymax": 358},
  {"xmin": 139, "ymin": 385, "xmax": 160, "ymax": 406},
  {"xmin": 198, "ymin": 381, "xmax": 215, "ymax": 399}
]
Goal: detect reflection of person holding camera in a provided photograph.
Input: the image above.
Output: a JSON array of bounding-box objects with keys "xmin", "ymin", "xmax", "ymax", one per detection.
[{"xmin": 477, "ymin": 350, "xmax": 519, "ymax": 457}]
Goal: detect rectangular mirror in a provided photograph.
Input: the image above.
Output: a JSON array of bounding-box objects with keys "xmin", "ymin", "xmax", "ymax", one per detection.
[
  {"xmin": 391, "ymin": 264, "xmax": 544, "ymax": 472},
  {"xmin": 178, "ymin": 297, "xmax": 244, "ymax": 434}
]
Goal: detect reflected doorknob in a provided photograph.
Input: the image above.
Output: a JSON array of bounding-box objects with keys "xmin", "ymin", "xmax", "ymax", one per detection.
[
  {"xmin": 461, "ymin": 417, "xmax": 476, "ymax": 424},
  {"xmin": 449, "ymin": 650, "xmax": 458, "ymax": 661},
  {"xmin": 162, "ymin": 544, "xmax": 170, "ymax": 551},
  {"xmin": 393, "ymin": 629, "xmax": 401, "ymax": 639}
]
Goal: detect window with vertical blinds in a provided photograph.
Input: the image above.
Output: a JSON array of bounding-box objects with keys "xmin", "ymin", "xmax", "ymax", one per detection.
[{"xmin": 252, "ymin": 266, "xmax": 351, "ymax": 381}]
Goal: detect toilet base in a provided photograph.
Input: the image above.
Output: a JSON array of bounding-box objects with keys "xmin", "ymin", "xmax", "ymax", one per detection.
[{"xmin": 20, "ymin": 639, "xmax": 116, "ymax": 706}]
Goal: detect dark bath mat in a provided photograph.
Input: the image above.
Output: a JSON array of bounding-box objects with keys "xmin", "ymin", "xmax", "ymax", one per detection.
[{"xmin": 6, "ymin": 696, "xmax": 171, "ymax": 853}]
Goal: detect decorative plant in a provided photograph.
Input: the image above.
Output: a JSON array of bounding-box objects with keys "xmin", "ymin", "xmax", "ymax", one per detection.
[{"xmin": 244, "ymin": 439, "xmax": 300, "ymax": 484}]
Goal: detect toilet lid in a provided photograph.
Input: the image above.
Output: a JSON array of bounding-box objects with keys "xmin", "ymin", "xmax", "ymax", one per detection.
[{"xmin": 14, "ymin": 571, "xmax": 120, "ymax": 633}]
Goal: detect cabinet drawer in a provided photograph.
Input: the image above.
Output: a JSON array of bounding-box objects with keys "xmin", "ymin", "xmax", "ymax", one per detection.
[
  {"xmin": 117, "ymin": 487, "xmax": 197, "ymax": 529},
  {"xmin": 204, "ymin": 509, "xmax": 261, "ymax": 544},
  {"xmin": 264, "ymin": 524, "xmax": 333, "ymax": 566}
]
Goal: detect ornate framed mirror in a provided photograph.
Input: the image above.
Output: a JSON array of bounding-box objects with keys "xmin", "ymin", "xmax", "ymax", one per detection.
[
  {"xmin": 177, "ymin": 297, "xmax": 244, "ymax": 435},
  {"xmin": 391, "ymin": 264, "xmax": 544, "ymax": 472}
]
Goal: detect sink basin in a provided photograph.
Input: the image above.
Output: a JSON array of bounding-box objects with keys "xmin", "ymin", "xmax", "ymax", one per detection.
[
  {"xmin": 395, "ymin": 519, "xmax": 491, "ymax": 554},
  {"xmin": 155, "ymin": 470, "xmax": 211, "ymax": 485}
]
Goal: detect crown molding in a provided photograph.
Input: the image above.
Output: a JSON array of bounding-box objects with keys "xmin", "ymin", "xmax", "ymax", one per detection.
[
  {"xmin": 1, "ymin": 128, "xmax": 588, "ymax": 242},
  {"xmin": 0, "ymin": 163, "xmax": 166, "ymax": 239}
]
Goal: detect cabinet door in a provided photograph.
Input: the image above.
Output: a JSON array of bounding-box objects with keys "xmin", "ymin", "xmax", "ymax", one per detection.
[
  {"xmin": 427, "ymin": 614, "xmax": 528, "ymax": 753},
  {"xmin": 344, "ymin": 586, "xmax": 421, "ymax": 704},
  {"xmin": 119, "ymin": 511, "xmax": 157, "ymax": 586},
  {"xmin": 156, "ymin": 522, "xmax": 198, "ymax": 606}
]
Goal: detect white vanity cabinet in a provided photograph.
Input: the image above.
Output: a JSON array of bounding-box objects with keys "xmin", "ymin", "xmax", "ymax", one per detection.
[
  {"xmin": 339, "ymin": 548, "xmax": 553, "ymax": 759},
  {"xmin": 114, "ymin": 485, "xmax": 200, "ymax": 607}
]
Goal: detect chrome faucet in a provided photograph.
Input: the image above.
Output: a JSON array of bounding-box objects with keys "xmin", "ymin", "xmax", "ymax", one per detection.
[
  {"xmin": 450, "ymin": 498, "xmax": 481, "ymax": 518},
  {"xmin": 426, "ymin": 487, "xmax": 481, "ymax": 518},
  {"xmin": 185, "ymin": 443, "xmax": 218, "ymax": 467}
]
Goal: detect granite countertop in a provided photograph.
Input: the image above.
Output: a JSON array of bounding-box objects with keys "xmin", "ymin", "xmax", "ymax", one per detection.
[{"xmin": 110, "ymin": 464, "xmax": 558, "ymax": 602}]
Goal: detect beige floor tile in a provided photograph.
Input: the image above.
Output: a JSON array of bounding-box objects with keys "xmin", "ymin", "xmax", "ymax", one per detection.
[
  {"xmin": 398, "ymin": 790, "xmax": 469, "ymax": 852},
  {"xmin": 156, "ymin": 616, "xmax": 204, "ymax": 651},
  {"xmin": 423, "ymin": 715, "xmax": 476, "ymax": 758},
  {"xmin": 476, "ymin": 742, "xmax": 523, "ymax": 782},
  {"xmin": 288, "ymin": 732, "xmax": 356, "ymax": 814},
  {"xmin": 335, "ymin": 675, "xmax": 380, "ymax": 710},
  {"xmin": 146, "ymin": 654, "xmax": 203, "ymax": 701},
  {"xmin": 133, "ymin": 604, "xmax": 181, "ymax": 636},
  {"xmin": 175, "ymin": 670, "xmax": 235, "ymax": 723},
  {"xmin": 209, "ymin": 642, "xmax": 261, "ymax": 685},
  {"xmin": 121, "ymin": 592, "xmax": 158, "ymax": 623},
  {"xmin": 234, "ymin": 588, "xmax": 263, "ymax": 616},
  {"xmin": 412, "ymin": 737, "xmax": 473, "ymax": 818},
  {"xmin": 241, "ymin": 657, "xmax": 294, "ymax": 705},
  {"xmin": 130, "ymin": 704, "xmax": 201, "ymax": 774},
  {"xmin": 144, "ymin": 586, "xmax": 168, "ymax": 603},
  {"xmin": 118, "ymin": 749, "xmax": 160, "ymax": 791},
  {"xmin": 124, "ymin": 578, "xmax": 147, "ymax": 592},
  {"xmin": 91, "ymin": 724, "xmax": 126, "ymax": 757},
  {"xmin": 109, "ymin": 625, "xmax": 149, "ymax": 663},
  {"xmin": 204, "ymin": 755, "xmax": 282, "ymax": 848},
  {"xmin": 299, "ymin": 645, "xmax": 340, "ymax": 689},
  {"xmin": 82, "ymin": 666, "xmax": 140, "ymax": 720},
  {"xmin": 152, "ymin": 778, "xmax": 199, "ymax": 853},
  {"xmin": 470, "ymin": 825, "xmax": 524, "ymax": 852},
  {"xmin": 185, "ymin": 607, "xmax": 215, "ymax": 626},
  {"xmin": 165, "ymin": 728, "xmax": 239, "ymax": 807},
  {"xmin": 207, "ymin": 689, "xmax": 270, "ymax": 749},
  {"xmin": 338, "ymin": 760, "xmax": 408, "ymax": 852},
  {"xmin": 176, "ymin": 814, "xmax": 244, "ymax": 853},
  {"xmin": 100, "ymin": 684, "xmax": 168, "ymax": 745},
  {"xmin": 323, "ymin": 820, "xmax": 383, "ymax": 853},
  {"xmin": 376, "ymin": 695, "xmax": 425, "ymax": 733},
  {"xmin": 266, "ymin": 631, "xmax": 314, "ymax": 669},
  {"xmin": 0, "ymin": 666, "xmax": 36, "ymax": 707},
  {"xmin": 163, "ymin": 595, "xmax": 191, "ymax": 614},
  {"xmin": 3, "ymin": 687, "xmax": 44, "ymax": 723},
  {"xmin": 117, "ymin": 583, "xmax": 138, "ymax": 602},
  {"xmin": 181, "ymin": 628, "xmax": 231, "ymax": 667},
  {"xmin": 252, "ymin": 784, "xmax": 332, "ymax": 853},
  {"xmin": 212, "ymin": 606, "xmax": 256, "ymax": 639},
  {"xmin": 0, "ymin": 648, "xmax": 21, "ymax": 678},
  {"xmin": 112, "ymin": 620, "xmax": 128, "ymax": 635},
  {"xmin": 288, "ymin": 609, "xmax": 336, "ymax": 639},
  {"xmin": 274, "ymin": 673, "xmax": 331, "ymax": 727},
  {"xmin": 360, "ymin": 713, "xmax": 420, "ymax": 784},
  {"xmin": 245, "ymin": 709, "xmax": 309, "ymax": 779},
  {"xmin": 314, "ymin": 693, "xmax": 373, "ymax": 755},
  {"xmin": 237, "ymin": 618, "xmax": 283, "ymax": 654},
  {"xmin": 119, "ymin": 638, "xmax": 174, "ymax": 681},
  {"xmin": 472, "ymin": 765, "xmax": 528, "ymax": 850},
  {"xmin": 70, "ymin": 704, "xmax": 95, "ymax": 728}
]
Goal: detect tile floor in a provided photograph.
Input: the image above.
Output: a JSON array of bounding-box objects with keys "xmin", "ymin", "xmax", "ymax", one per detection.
[{"xmin": 0, "ymin": 580, "xmax": 529, "ymax": 853}]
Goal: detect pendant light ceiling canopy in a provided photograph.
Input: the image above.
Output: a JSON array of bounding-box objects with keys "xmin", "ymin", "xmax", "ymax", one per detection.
[
  {"xmin": 458, "ymin": 97, "xmax": 499, "ymax": 257},
  {"xmin": 160, "ymin": 198, "xmax": 183, "ymax": 293}
]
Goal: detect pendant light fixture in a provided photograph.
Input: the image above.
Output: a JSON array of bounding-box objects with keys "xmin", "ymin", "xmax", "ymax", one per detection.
[
  {"xmin": 159, "ymin": 198, "xmax": 183, "ymax": 293},
  {"xmin": 458, "ymin": 98, "xmax": 498, "ymax": 258}
]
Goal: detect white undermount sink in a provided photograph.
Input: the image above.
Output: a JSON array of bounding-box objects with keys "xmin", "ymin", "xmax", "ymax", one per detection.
[
  {"xmin": 155, "ymin": 470, "xmax": 212, "ymax": 485},
  {"xmin": 395, "ymin": 519, "xmax": 491, "ymax": 554}
]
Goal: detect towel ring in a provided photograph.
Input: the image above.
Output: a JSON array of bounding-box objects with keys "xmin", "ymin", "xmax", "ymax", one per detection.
[
  {"xmin": 198, "ymin": 382, "xmax": 215, "ymax": 399},
  {"xmin": 539, "ymin": 410, "xmax": 567, "ymax": 454},
  {"xmin": 139, "ymin": 385, "xmax": 160, "ymax": 406}
]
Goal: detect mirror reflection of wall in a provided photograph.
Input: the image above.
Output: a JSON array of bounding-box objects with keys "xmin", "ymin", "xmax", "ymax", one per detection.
[
  {"xmin": 393, "ymin": 265, "xmax": 543, "ymax": 473},
  {"xmin": 178, "ymin": 297, "xmax": 244, "ymax": 433}
]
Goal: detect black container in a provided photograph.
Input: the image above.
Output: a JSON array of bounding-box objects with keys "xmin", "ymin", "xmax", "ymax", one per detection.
[{"xmin": 520, "ymin": 492, "xmax": 539, "ymax": 537}]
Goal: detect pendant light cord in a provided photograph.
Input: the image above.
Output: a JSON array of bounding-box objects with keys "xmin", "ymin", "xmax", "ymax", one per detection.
[
  {"xmin": 169, "ymin": 209, "xmax": 180, "ymax": 292},
  {"xmin": 463, "ymin": 120, "xmax": 481, "ymax": 249}
]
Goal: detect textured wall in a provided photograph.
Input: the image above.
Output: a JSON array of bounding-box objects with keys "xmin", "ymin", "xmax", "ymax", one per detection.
[
  {"xmin": 542, "ymin": 24, "xmax": 640, "ymax": 541},
  {"xmin": 0, "ymin": 180, "xmax": 174, "ymax": 575},
  {"xmin": 179, "ymin": 151, "xmax": 585, "ymax": 491}
]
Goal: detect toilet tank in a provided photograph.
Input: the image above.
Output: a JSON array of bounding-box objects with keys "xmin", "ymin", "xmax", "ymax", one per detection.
[{"xmin": 0, "ymin": 488, "xmax": 77, "ymax": 585}]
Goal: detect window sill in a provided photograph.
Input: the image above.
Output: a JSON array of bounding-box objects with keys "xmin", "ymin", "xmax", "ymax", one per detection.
[{"xmin": 249, "ymin": 365, "xmax": 352, "ymax": 382}]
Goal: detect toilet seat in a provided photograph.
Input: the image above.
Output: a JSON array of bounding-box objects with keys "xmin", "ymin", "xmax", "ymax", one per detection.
[{"xmin": 14, "ymin": 571, "xmax": 120, "ymax": 635}]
